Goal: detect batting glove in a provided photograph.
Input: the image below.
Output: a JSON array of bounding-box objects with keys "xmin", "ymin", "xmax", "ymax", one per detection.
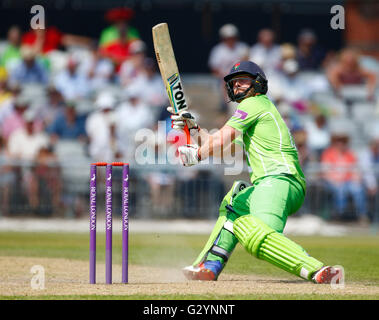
[
  {"xmin": 178, "ymin": 144, "xmax": 201, "ymax": 167},
  {"xmin": 167, "ymin": 107, "xmax": 200, "ymax": 134}
]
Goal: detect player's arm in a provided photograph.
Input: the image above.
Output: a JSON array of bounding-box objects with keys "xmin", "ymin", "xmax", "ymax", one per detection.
[
  {"xmin": 198, "ymin": 125, "xmax": 240, "ymax": 160},
  {"xmin": 169, "ymin": 107, "xmax": 248, "ymax": 166},
  {"xmin": 198, "ymin": 127, "xmax": 240, "ymax": 158},
  {"xmin": 176, "ymin": 123, "xmax": 241, "ymax": 167},
  {"xmin": 169, "ymin": 107, "xmax": 240, "ymax": 150}
]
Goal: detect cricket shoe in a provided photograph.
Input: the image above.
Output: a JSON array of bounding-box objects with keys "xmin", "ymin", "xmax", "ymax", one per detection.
[
  {"xmin": 312, "ymin": 266, "xmax": 343, "ymax": 284},
  {"xmin": 182, "ymin": 261, "xmax": 223, "ymax": 281}
]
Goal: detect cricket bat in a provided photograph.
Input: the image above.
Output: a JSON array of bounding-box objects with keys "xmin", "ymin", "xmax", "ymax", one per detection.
[{"xmin": 152, "ymin": 23, "xmax": 191, "ymax": 144}]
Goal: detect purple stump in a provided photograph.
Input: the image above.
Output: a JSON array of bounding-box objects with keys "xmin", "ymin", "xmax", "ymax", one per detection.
[
  {"xmin": 122, "ymin": 164, "xmax": 129, "ymax": 283},
  {"xmin": 89, "ymin": 165, "xmax": 97, "ymax": 284},
  {"xmin": 105, "ymin": 164, "xmax": 113, "ymax": 284}
]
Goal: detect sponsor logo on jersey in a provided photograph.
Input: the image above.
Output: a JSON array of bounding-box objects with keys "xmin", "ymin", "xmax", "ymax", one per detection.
[{"xmin": 233, "ymin": 109, "xmax": 248, "ymax": 120}]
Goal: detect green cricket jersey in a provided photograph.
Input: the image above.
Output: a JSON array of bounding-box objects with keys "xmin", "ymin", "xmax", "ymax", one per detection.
[{"xmin": 226, "ymin": 94, "xmax": 306, "ymax": 193}]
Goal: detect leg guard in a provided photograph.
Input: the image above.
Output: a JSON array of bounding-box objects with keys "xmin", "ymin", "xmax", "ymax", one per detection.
[
  {"xmin": 234, "ymin": 215, "xmax": 324, "ymax": 280},
  {"xmin": 192, "ymin": 215, "xmax": 227, "ymax": 266},
  {"xmin": 206, "ymin": 219, "xmax": 237, "ymax": 265},
  {"xmin": 192, "ymin": 180, "xmax": 250, "ymax": 266}
]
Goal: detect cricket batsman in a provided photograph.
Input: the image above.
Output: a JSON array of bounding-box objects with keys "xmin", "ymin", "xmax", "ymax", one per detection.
[{"xmin": 168, "ymin": 61, "xmax": 343, "ymax": 284}]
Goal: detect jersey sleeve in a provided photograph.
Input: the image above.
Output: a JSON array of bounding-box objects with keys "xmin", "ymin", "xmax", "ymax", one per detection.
[{"xmin": 226, "ymin": 97, "xmax": 265, "ymax": 133}]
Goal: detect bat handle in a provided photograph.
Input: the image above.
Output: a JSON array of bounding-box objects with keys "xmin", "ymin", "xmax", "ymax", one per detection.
[{"xmin": 184, "ymin": 124, "xmax": 191, "ymax": 144}]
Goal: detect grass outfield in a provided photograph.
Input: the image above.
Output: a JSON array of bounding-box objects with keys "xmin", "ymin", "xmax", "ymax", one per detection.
[{"xmin": 0, "ymin": 232, "xmax": 378, "ymax": 300}]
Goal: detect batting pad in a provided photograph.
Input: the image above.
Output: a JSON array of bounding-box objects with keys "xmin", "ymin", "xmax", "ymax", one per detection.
[
  {"xmin": 192, "ymin": 216, "xmax": 227, "ymax": 266},
  {"xmin": 234, "ymin": 215, "xmax": 324, "ymax": 280},
  {"xmin": 192, "ymin": 180, "xmax": 250, "ymax": 266}
]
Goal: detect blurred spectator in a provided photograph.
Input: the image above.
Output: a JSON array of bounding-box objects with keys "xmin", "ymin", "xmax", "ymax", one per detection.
[
  {"xmin": 22, "ymin": 25, "xmax": 93, "ymax": 55},
  {"xmin": 0, "ymin": 67, "xmax": 12, "ymax": 103},
  {"xmin": 7, "ymin": 109, "xmax": 49, "ymax": 162},
  {"xmin": 360, "ymin": 135, "xmax": 379, "ymax": 224},
  {"xmin": 304, "ymin": 114, "xmax": 330, "ymax": 160},
  {"xmin": 99, "ymin": 8, "xmax": 139, "ymax": 68},
  {"xmin": 79, "ymin": 44, "xmax": 115, "ymax": 91},
  {"xmin": 1, "ymin": 94, "xmax": 42, "ymax": 141},
  {"xmin": 278, "ymin": 102, "xmax": 303, "ymax": 132},
  {"xmin": 6, "ymin": 107, "xmax": 60, "ymax": 215},
  {"xmin": 292, "ymin": 129, "xmax": 311, "ymax": 168},
  {"xmin": 131, "ymin": 58, "xmax": 168, "ymax": 118},
  {"xmin": 279, "ymin": 43, "xmax": 297, "ymax": 67},
  {"xmin": 119, "ymin": 40, "xmax": 147, "ymax": 87},
  {"xmin": 291, "ymin": 128, "xmax": 313, "ymax": 216},
  {"xmin": 273, "ymin": 43, "xmax": 330, "ymax": 104},
  {"xmin": 54, "ymin": 55, "xmax": 91, "ymax": 100},
  {"xmin": 321, "ymin": 132, "xmax": 368, "ymax": 224},
  {"xmin": 47, "ymin": 102, "xmax": 87, "ymax": 144},
  {"xmin": 22, "ymin": 26, "xmax": 62, "ymax": 55},
  {"xmin": 9, "ymin": 46, "xmax": 48, "ymax": 86},
  {"xmin": 6, "ymin": 109, "xmax": 50, "ymax": 213},
  {"xmin": 249, "ymin": 28, "xmax": 281, "ymax": 75},
  {"xmin": 146, "ymin": 132, "xmax": 176, "ymax": 216},
  {"xmin": 0, "ymin": 135, "xmax": 15, "ymax": 216},
  {"xmin": 296, "ymin": 29, "xmax": 326, "ymax": 71},
  {"xmin": 117, "ymin": 86, "xmax": 155, "ymax": 160},
  {"xmin": 100, "ymin": 27, "xmax": 131, "ymax": 68},
  {"xmin": 86, "ymin": 91, "xmax": 120, "ymax": 162},
  {"xmin": 37, "ymin": 86, "xmax": 65, "ymax": 127},
  {"xmin": 268, "ymin": 43, "xmax": 316, "ymax": 110},
  {"xmin": 99, "ymin": 7, "xmax": 139, "ymax": 49},
  {"xmin": 33, "ymin": 145, "xmax": 63, "ymax": 216},
  {"xmin": 0, "ymin": 26, "xmax": 22, "ymax": 72},
  {"xmin": 208, "ymin": 24, "xmax": 249, "ymax": 113},
  {"xmin": 0, "ymin": 67, "xmax": 13, "ymax": 123},
  {"xmin": 327, "ymin": 48, "xmax": 377, "ymax": 101},
  {"xmin": 360, "ymin": 135, "xmax": 379, "ymax": 196},
  {"xmin": 270, "ymin": 55, "xmax": 306, "ymax": 105},
  {"xmin": 209, "ymin": 24, "xmax": 249, "ymax": 78}
]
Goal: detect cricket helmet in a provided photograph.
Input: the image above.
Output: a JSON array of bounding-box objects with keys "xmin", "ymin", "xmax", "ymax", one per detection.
[{"xmin": 224, "ymin": 61, "xmax": 268, "ymax": 102}]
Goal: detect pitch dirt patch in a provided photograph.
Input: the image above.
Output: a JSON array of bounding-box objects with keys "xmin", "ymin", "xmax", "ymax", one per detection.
[{"xmin": 0, "ymin": 256, "xmax": 378, "ymax": 298}]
